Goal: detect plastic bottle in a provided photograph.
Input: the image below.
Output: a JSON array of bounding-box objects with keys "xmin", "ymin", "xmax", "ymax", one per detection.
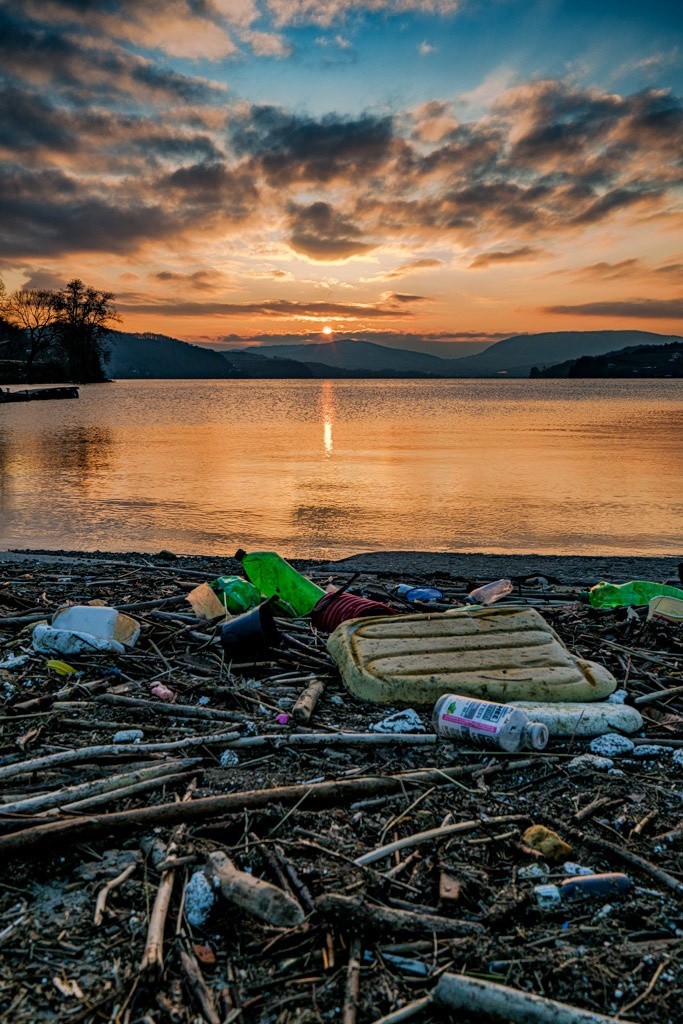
[
  {"xmin": 464, "ymin": 579, "xmax": 513, "ymax": 605},
  {"xmin": 210, "ymin": 576, "xmax": 262, "ymax": 614},
  {"xmin": 394, "ymin": 584, "xmax": 445, "ymax": 602},
  {"xmin": 585, "ymin": 580, "xmax": 683, "ymax": 609},
  {"xmin": 433, "ymin": 694, "xmax": 548, "ymax": 751},
  {"xmin": 235, "ymin": 549, "xmax": 325, "ymax": 617}
]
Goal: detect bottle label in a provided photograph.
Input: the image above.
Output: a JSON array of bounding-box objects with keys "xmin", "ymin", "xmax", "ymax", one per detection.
[{"xmin": 441, "ymin": 697, "xmax": 508, "ymax": 734}]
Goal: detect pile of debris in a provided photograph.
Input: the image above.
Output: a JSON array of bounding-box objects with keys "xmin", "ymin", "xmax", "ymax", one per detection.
[{"xmin": 0, "ymin": 550, "xmax": 681, "ymax": 1024}]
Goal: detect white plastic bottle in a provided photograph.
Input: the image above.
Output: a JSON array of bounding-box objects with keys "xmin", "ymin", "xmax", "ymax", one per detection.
[{"xmin": 433, "ymin": 694, "xmax": 549, "ymax": 751}]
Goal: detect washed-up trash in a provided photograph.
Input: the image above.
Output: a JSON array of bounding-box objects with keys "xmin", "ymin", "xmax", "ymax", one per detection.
[
  {"xmin": 220, "ymin": 601, "xmax": 280, "ymax": 659},
  {"xmin": 586, "ymin": 579, "xmax": 683, "ymax": 608},
  {"xmin": 310, "ymin": 589, "xmax": 395, "ymax": 632},
  {"xmin": 433, "ymin": 694, "xmax": 548, "ymax": 751},
  {"xmin": 184, "ymin": 870, "xmax": 216, "ymax": 928},
  {"xmin": 32, "ymin": 605, "xmax": 140, "ymax": 656},
  {"xmin": 327, "ymin": 606, "xmax": 617, "ymax": 704},
  {"xmin": 370, "ymin": 708, "xmax": 426, "ymax": 733},
  {"xmin": 186, "ymin": 582, "xmax": 229, "ymax": 620},
  {"xmin": 394, "ymin": 584, "xmax": 445, "ymax": 602},
  {"xmin": 113, "ymin": 729, "xmax": 144, "ymax": 744},
  {"xmin": 589, "ymin": 733, "xmax": 635, "ymax": 756},
  {"xmin": 560, "ymin": 873, "xmax": 631, "ymax": 898},
  {"xmin": 522, "ymin": 824, "xmax": 572, "ymax": 861},
  {"xmin": 648, "ymin": 594, "xmax": 683, "ymax": 622},
  {"xmin": 45, "ymin": 659, "xmax": 77, "ymax": 676},
  {"xmin": 149, "ymin": 682, "xmax": 174, "ymax": 701},
  {"xmin": 208, "ymin": 850, "xmax": 305, "ymax": 927},
  {"xmin": 0, "ymin": 653, "xmax": 30, "ymax": 670},
  {"xmin": 464, "ymin": 578, "xmax": 513, "ymax": 605},
  {"xmin": 236, "ymin": 549, "xmax": 325, "ymax": 617},
  {"xmin": 509, "ymin": 701, "xmax": 642, "ymax": 737},
  {"xmin": 533, "ymin": 883, "xmax": 562, "ymax": 910}
]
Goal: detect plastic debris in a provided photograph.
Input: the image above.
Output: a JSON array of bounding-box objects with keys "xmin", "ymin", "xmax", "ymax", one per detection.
[
  {"xmin": 113, "ymin": 729, "xmax": 143, "ymax": 744},
  {"xmin": 45, "ymin": 659, "xmax": 77, "ymax": 676},
  {"xmin": 523, "ymin": 825, "xmax": 572, "ymax": 861},
  {"xmin": 586, "ymin": 579, "xmax": 683, "ymax": 609},
  {"xmin": 236, "ymin": 549, "xmax": 325, "ymax": 617},
  {"xmin": 589, "ymin": 734, "xmax": 635, "ymax": 757},
  {"xmin": 311, "ymin": 590, "xmax": 396, "ymax": 632},
  {"xmin": 510, "ymin": 700, "xmax": 642, "ymax": 736},
  {"xmin": 464, "ymin": 579, "xmax": 514, "ymax": 605},
  {"xmin": 0, "ymin": 653, "xmax": 30, "ymax": 670},
  {"xmin": 394, "ymin": 584, "xmax": 445, "ymax": 602},
  {"xmin": 370, "ymin": 708, "xmax": 426, "ymax": 734},
  {"xmin": 220, "ymin": 602, "xmax": 280, "ymax": 658},
  {"xmin": 648, "ymin": 594, "xmax": 683, "ymax": 622},
  {"xmin": 184, "ymin": 870, "xmax": 216, "ymax": 928},
  {"xmin": 327, "ymin": 605, "xmax": 617, "ymax": 704},
  {"xmin": 149, "ymin": 682, "xmax": 175, "ymax": 701},
  {"xmin": 186, "ymin": 582, "xmax": 229, "ymax": 620},
  {"xmin": 433, "ymin": 694, "xmax": 548, "ymax": 751},
  {"xmin": 33, "ymin": 605, "xmax": 140, "ymax": 656},
  {"xmin": 533, "ymin": 883, "xmax": 561, "ymax": 910},
  {"xmin": 560, "ymin": 873, "xmax": 632, "ymax": 898}
]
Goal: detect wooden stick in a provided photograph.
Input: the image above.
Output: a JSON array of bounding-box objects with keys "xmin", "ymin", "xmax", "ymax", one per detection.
[
  {"xmin": 367, "ymin": 996, "xmax": 432, "ymax": 1024},
  {"xmin": 179, "ymin": 943, "xmax": 221, "ymax": 1024},
  {"xmin": 580, "ymin": 835, "xmax": 683, "ymax": 894},
  {"xmin": 94, "ymin": 862, "xmax": 137, "ymax": 926},
  {"xmin": 291, "ymin": 679, "xmax": 326, "ymax": 724},
  {"xmin": 139, "ymin": 839, "xmax": 179, "ymax": 975},
  {"xmin": 0, "ymin": 763, "xmax": 517, "ymax": 856},
  {"xmin": 315, "ymin": 894, "xmax": 482, "ymax": 938},
  {"xmin": 95, "ymin": 693, "xmax": 245, "ymax": 723},
  {"xmin": 225, "ymin": 733, "xmax": 437, "ymax": 751},
  {"xmin": 209, "ymin": 851, "xmax": 305, "ymax": 927},
  {"xmin": 343, "ymin": 936, "xmax": 363, "ymax": 1024},
  {"xmin": 355, "ymin": 815, "xmax": 526, "ymax": 866},
  {"xmin": 10, "ymin": 677, "xmax": 108, "ymax": 714},
  {"xmin": 59, "ymin": 770, "xmax": 195, "ymax": 814},
  {"xmin": 432, "ymin": 973, "xmax": 638, "ymax": 1024},
  {"xmin": 0, "ymin": 731, "xmax": 241, "ymax": 783},
  {"xmin": 1, "ymin": 760, "xmax": 200, "ymax": 816}
]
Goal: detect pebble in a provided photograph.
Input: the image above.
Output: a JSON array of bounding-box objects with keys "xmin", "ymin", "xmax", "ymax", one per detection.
[
  {"xmin": 184, "ymin": 871, "xmax": 215, "ymax": 928},
  {"xmin": 220, "ymin": 750, "xmax": 240, "ymax": 768},
  {"xmin": 370, "ymin": 708, "xmax": 425, "ymax": 734},
  {"xmin": 518, "ymin": 863, "xmax": 548, "ymax": 881},
  {"xmin": 606, "ymin": 689, "xmax": 628, "ymax": 704},
  {"xmin": 563, "ymin": 862, "xmax": 594, "ymax": 876},
  {"xmin": 197, "ymin": 696, "xmax": 210, "ymax": 706},
  {"xmin": 113, "ymin": 729, "xmax": 143, "ymax": 744},
  {"xmin": 631, "ymin": 745, "xmax": 671, "ymax": 759},
  {"xmin": 589, "ymin": 734, "xmax": 634, "ymax": 757},
  {"xmin": 0, "ymin": 654, "xmax": 30, "ymax": 670},
  {"xmin": 567, "ymin": 753, "xmax": 614, "ymax": 772},
  {"xmin": 672, "ymin": 749, "xmax": 683, "ymax": 769},
  {"xmin": 533, "ymin": 883, "xmax": 561, "ymax": 910}
]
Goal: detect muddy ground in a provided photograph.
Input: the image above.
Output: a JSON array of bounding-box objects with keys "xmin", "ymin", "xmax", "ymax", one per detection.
[{"xmin": 0, "ymin": 550, "xmax": 681, "ymax": 1024}]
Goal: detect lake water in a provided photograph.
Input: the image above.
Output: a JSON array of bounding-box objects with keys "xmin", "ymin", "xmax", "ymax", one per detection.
[{"xmin": 0, "ymin": 378, "xmax": 681, "ymax": 558}]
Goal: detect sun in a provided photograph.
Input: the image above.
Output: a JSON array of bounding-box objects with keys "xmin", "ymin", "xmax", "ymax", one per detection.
[{"xmin": 322, "ymin": 326, "xmax": 333, "ymax": 336}]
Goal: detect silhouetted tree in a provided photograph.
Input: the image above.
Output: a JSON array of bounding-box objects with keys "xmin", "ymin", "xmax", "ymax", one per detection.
[
  {"xmin": 53, "ymin": 279, "xmax": 120, "ymax": 381},
  {"xmin": 0, "ymin": 287, "xmax": 58, "ymax": 379}
]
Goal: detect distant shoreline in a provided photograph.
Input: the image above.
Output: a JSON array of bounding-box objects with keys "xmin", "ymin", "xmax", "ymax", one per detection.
[{"xmin": 1, "ymin": 548, "xmax": 679, "ymax": 586}]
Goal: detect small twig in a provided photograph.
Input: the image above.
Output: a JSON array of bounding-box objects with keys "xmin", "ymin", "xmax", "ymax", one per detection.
[
  {"xmin": 342, "ymin": 936, "xmax": 363, "ymax": 1024},
  {"xmin": 94, "ymin": 863, "xmax": 137, "ymax": 926}
]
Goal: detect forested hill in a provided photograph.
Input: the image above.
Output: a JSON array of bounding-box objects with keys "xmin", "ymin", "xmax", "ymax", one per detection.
[{"xmin": 530, "ymin": 341, "xmax": 683, "ymax": 378}]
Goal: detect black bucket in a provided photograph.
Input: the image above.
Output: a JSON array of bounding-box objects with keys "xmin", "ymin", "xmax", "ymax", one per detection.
[{"xmin": 220, "ymin": 600, "xmax": 280, "ymax": 659}]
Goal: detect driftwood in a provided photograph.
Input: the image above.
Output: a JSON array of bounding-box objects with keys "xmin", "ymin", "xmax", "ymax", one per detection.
[
  {"xmin": 0, "ymin": 763, "xmax": 489, "ymax": 855},
  {"xmin": 314, "ymin": 894, "xmax": 483, "ymax": 938},
  {"xmin": 95, "ymin": 692, "xmax": 245, "ymax": 722},
  {"xmin": 342, "ymin": 935, "xmax": 363, "ymax": 1024},
  {"xmin": 179, "ymin": 942, "xmax": 222, "ymax": 1024},
  {"xmin": 355, "ymin": 815, "xmax": 527, "ymax": 866},
  {"xmin": 432, "ymin": 973, "xmax": 638, "ymax": 1024},
  {"xmin": 208, "ymin": 851, "xmax": 305, "ymax": 927},
  {"xmin": 291, "ymin": 678, "xmax": 326, "ymax": 724},
  {"xmin": 94, "ymin": 861, "xmax": 137, "ymax": 926}
]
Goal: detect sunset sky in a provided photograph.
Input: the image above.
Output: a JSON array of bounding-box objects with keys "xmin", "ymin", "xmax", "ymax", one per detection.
[{"xmin": 1, "ymin": 0, "xmax": 681, "ymax": 351}]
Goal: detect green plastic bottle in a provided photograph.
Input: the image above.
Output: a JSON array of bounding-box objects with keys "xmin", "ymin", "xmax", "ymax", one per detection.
[
  {"xmin": 587, "ymin": 580, "xmax": 683, "ymax": 609},
  {"xmin": 210, "ymin": 576, "xmax": 262, "ymax": 614},
  {"xmin": 235, "ymin": 549, "xmax": 325, "ymax": 617}
]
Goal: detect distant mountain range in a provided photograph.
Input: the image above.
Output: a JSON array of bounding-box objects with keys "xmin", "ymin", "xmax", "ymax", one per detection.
[
  {"xmin": 104, "ymin": 329, "xmax": 682, "ymax": 380},
  {"xmin": 532, "ymin": 340, "xmax": 683, "ymax": 378}
]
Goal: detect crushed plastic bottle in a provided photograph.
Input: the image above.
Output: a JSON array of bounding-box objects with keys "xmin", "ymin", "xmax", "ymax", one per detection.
[
  {"xmin": 394, "ymin": 584, "xmax": 445, "ymax": 603},
  {"xmin": 211, "ymin": 576, "xmax": 262, "ymax": 614},
  {"xmin": 433, "ymin": 694, "xmax": 548, "ymax": 751},
  {"xmin": 464, "ymin": 579, "xmax": 513, "ymax": 605},
  {"xmin": 585, "ymin": 580, "xmax": 683, "ymax": 609},
  {"xmin": 235, "ymin": 549, "xmax": 325, "ymax": 617}
]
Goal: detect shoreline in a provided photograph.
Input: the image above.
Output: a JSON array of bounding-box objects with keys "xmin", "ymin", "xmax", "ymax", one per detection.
[{"xmin": 2, "ymin": 546, "xmax": 680, "ymax": 585}]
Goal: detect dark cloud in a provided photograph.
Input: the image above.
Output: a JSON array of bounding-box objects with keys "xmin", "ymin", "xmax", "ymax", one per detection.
[
  {"xmin": 288, "ymin": 201, "xmax": 374, "ymax": 260},
  {"xmin": 116, "ymin": 298, "xmax": 412, "ymax": 318},
  {"xmin": 468, "ymin": 246, "xmax": 546, "ymax": 269},
  {"xmin": 230, "ymin": 106, "xmax": 396, "ymax": 186},
  {"xmin": 545, "ymin": 298, "xmax": 683, "ymax": 318},
  {"xmin": 151, "ymin": 269, "xmax": 224, "ymax": 291},
  {"xmin": 384, "ymin": 292, "xmax": 430, "ymax": 303}
]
